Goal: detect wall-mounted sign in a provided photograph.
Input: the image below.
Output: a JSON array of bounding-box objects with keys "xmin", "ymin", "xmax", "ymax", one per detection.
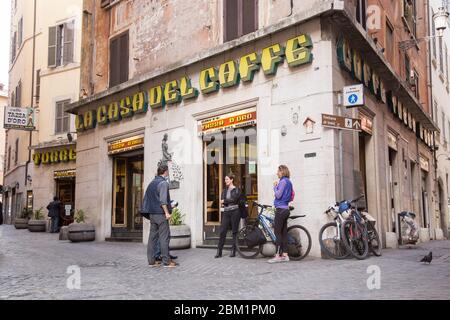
[
  {"xmin": 343, "ymin": 84, "xmax": 364, "ymax": 108},
  {"xmin": 198, "ymin": 108, "xmax": 257, "ymax": 136},
  {"xmin": 54, "ymin": 169, "xmax": 76, "ymax": 179},
  {"xmin": 419, "ymin": 156, "xmax": 429, "ymax": 172},
  {"xmin": 4, "ymin": 106, "xmax": 36, "ymax": 130},
  {"xmin": 33, "ymin": 147, "xmax": 76, "ymax": 166},
  {"xmin": 360, "ymin": 114, "xmax": 373, "ymax": 135},
  {"xmin": 108, "ymin": 135, "xmax": 144, "ymax": 155},
  {"xmin": 337, "ymin": 37, "xmax": 433, "ymax": 149},
  {"xmin": 322, "ymin": 114, "xmax": 361, "ymax": 132},
  {"xmin": 75, "ymin": 34, "xmax": 314, "ymax": 132}
]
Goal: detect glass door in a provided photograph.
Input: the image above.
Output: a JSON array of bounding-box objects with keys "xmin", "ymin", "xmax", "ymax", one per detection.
[
  {"xmin": 113, "ymin": 158, "xmax": 127, "ymax": 228},
  {"xmin": 128, "ymin": 156, "xmax": 144, "ymax": 232}
]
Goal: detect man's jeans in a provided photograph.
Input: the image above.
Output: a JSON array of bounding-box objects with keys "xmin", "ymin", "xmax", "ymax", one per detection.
[
  {"xmin": 147, "ymin": 214, "xmax": 170, "ymax": 265},
  {"xmin": 51, "ymin": 216, "xmax": 60, "ymax": 233}
]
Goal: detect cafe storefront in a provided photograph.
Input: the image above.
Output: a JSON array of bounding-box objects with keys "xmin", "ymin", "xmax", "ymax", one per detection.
[{"xmin": 31, "ymin": 143, "xmax": 77, "ymax": 227}]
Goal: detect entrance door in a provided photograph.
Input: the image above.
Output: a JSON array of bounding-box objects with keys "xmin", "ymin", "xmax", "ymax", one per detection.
[
  {"xmin": 112, "ymin": 154, "xmax": 144, "ymax": 238},
  {"xmin": 203, "ymin": 126, "xmax": 258, "ymax": 241},
  {"xmin": 56, "ymin": 178, "xmax": 76, "ymax": 226}
]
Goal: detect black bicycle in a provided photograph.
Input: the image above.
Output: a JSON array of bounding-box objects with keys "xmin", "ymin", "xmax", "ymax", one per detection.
[{"xmin": 340, "ymin": 196, "xmax": 369, "ymax": 260}]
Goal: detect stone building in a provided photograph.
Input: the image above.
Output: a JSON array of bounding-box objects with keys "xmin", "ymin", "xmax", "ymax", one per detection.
[
  {"xmin": 4, "ymin": 0, "xmax": 82, "ymax": 226},
  {"xmin": 66, "ymin": 0, "xmax": 443, "ymax": 256}
]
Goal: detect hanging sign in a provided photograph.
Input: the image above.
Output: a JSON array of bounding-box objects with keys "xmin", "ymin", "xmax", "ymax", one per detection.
[
  {"xmin": 198, "ymin": 108, "xmax": 257, "ymax": 136},
  {"xmin": 343, "ymin": 84, "xmax": 364, "ymax": 107},
  {"xmin": 321, "ymin": 114, "xmax": 361, "ymax": 131},
  {"xmin": 4, "ymin": 107, "xmax": 36, "ymax": 130}
]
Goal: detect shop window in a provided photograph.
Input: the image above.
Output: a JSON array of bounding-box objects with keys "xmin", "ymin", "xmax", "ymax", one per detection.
[
  {"xmin": 55, "ymin": 100, "xmax": 71, "ymax": 134},
  {"xmin": 109, "ymin": 31, "xmax": 129, "ymax": 87},
  {"xmin": 48, "ymin": 20, "xmax": 75, "ymax": 68},
  {"xmin": 224, "ymin": 0, "xmax": 258, "ymax": 42},
  {"xmin": 356, "ymin": 0, "xmax": 367, "ymax": 30}
]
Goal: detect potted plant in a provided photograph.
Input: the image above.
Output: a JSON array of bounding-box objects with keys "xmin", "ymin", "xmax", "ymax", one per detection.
[
  {"xmin": 68, "ymin": 209, "xmax": 96, "ymax": 242},
  {"xmin": 28, "ymin": 207, "xmax": 47, "ymax": 232},
  {"xmin": 14, "ymin": 208, "xmax": 32, "ymax": 229},
  {"xmin": 169, "ymin": 207, "xmax": 191, "ymax": 250}
]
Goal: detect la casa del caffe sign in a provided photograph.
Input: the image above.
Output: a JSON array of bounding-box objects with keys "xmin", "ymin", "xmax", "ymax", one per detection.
[{"xmin": 74, "ymin": 34, "xmax": 314, "ymax": 131}]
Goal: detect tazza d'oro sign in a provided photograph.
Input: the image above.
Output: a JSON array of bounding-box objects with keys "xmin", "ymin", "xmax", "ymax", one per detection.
[
  {"xmin": 33, "ymin": 148, "xmax": 76, "ymax": 166},
  {"xmin": 75, "ymin": 34, "xmax": 314, "ymax": 132}
]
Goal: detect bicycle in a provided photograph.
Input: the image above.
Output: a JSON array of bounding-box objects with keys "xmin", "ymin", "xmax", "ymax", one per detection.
[
  {"xmin": 318, "ymin": 199, "xmax": 355, "ymax": 260},
  {"xmin": 361, "ymin": 211, "xmax": 382, "ymax": 256},
  {"xmin": 236, "ymin": 202, "xmax": 312, "ymax": 261},
  {"xmin": 340, "ymin": 196, "xmax": 369, "ymax": 260}
]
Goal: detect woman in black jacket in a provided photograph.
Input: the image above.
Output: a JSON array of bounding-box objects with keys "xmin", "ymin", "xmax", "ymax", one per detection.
[{"xmin": 215, "ymin": 175, "xmax": 241, "ymax": 258}]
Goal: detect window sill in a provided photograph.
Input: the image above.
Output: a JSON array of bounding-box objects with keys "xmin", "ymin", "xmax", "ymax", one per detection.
[{"xmin": 44, "ymin": 63, "xmax": 80, "ymax": 76}]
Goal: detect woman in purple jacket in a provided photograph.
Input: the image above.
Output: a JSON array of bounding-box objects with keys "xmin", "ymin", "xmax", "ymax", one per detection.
[{"xmin": 268, "ymin": 165, "xmax": 293, "ymax": 263}]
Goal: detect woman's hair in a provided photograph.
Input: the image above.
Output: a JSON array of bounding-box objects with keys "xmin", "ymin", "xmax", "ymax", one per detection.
[
  {"xmin": 225, "ymin": 174, "xmax": 235, "ymax": 184},
  {"xmin": 278, "ymin": 165, "xmax": 290, "ymax": 178}
]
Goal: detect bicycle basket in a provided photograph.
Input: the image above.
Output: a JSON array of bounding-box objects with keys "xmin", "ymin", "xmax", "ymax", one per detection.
[{"xmin": 244, "ymin": 226, "xmax": 267, "ymax": 248}]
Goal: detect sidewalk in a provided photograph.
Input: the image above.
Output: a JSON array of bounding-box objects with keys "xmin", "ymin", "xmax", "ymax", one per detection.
[{"xmin": 1, "ymin": 225, "xmax": 449, "ymax": 300}]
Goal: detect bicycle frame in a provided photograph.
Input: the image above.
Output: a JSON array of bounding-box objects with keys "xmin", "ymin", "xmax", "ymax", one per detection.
[{"xmin": 254, "ymin": 205, "xmax": 277, "ymax": 242}]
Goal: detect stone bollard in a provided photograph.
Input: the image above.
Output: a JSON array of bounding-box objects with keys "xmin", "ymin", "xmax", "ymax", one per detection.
[{"xmin": 59, "ymin": 226, "xmax": 69, "ymax": 241}]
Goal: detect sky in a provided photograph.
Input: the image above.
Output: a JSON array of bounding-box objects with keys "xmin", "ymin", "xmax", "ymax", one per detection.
[{"xmin": 0, "ymin": 0, "xmax": 11, "ymax": 89}]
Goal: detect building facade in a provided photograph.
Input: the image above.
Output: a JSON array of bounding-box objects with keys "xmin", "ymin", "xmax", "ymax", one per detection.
[
  {"xmin": 0, "ymin": 83, "xmax": 7, "ymax": 189},
  {"xmin": 4, "ymin": 0, "xmax": 82, "ymax": 225},
  {"xmin": 66, "ymin": 0, "xmax": 442, "ymax": 256},
  {"xmin": 429, "ymin": 0, "xmax": 450, "ymax": 240}
]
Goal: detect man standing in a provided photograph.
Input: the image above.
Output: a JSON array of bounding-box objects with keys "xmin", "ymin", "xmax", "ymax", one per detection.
[
  {"xmin": 47, "ymin": 196, "xmax": 62, "ymax": 233},
  {"xmin": 142, "ymin": 165, "xmax": 178, "ymax": 268}
]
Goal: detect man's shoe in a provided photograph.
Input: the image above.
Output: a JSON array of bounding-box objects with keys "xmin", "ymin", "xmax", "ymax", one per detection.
[
  {"xmin": 163, "ymin": 261, "xmax": 179, "ymax": 268},
  {"xmin": 148, "ymin": 261, "xmax": 161, "ymax": 267},
  {"xmin": 230, "ymin": 246, "xmax": 236, "ymax": 257},
  {"xmin": 155, "ymin": 256, "xmax": 162, "ymax": 262},
  {"xmin": 170, "ymin": 255, "xmax": 178, "ymax": 260},
  {"xmin": 215, "ymin": 249, "xmax": 222, "ymax": 258}
]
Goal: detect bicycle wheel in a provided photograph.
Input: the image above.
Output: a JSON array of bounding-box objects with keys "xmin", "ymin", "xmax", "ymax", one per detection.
[
  {"xmin": 319, "ymin": 222, "xmax": 350, "ymax": 260},
  {"xmin": 236, "ymin": 224, "xmax": 263, "ymax": 259},
  {"xmin": 367, "ymin": 222, "xmax": 382, "ymax": 256},
  {"xmin": 286, "ymin": 225, "xmax": 312, "ymax": 261},
  {"xmin": 341, "ymin": 220, "xmax": 369, "ymax": 260}
]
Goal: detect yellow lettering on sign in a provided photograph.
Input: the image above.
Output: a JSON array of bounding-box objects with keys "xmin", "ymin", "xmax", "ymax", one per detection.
[
  {"xmin": 285, "ymin": 34, "xmax": 313, "ymax": 67},
  {"xmin": 261, "ymin": 44, "xmax": 285, "ymax": 75},
  {"xmin": 164, "ymin": 80, "xmax": 181, "ymax": 104},
  {"xmin": 132, "ymin": 91, "xmax": 147, "ymax": 113},
  {"xmin": 200, "ymin": 67, "xmax": 220, "ymax": 94},
  {"xmin": 97, "ymin": 105, "xmax": 108, "ymax": 125},
  {"xmin": 120, "ymin": 96, "xmax": 133, "ymax": 118},
  {"xmin": 41, "ymin": 152, "xmax": 50, "ymax": 164},
  {"xmin": 33, "ymin": 153, "xmax": 41, "ymax": 165},
  {"xmin": 75, "ymin": 114, "xmax": 84, "ymax": 132},
  {"xmin": 84, "ymin": 110, "xmax": 96, "ymax": 129},
  {"xmin": 149, "ymin": 86, "xmax": 164, "ymax": 109},
  {"xmin": 69, "ymin": 148, "xmax": 77, "ymax": 161},
  {"xmin": 180, "ymin": 76, "xmax": 198, "ymax": 99},
  {"xmin": 60, "ymin": 149, "xmax": 69, "ymax": 162},
  {"xmin": 239, "ymin": 52, "xmax": 260, "ymax": 82},
  {"xmin": 108, "ymin": 102, "xmax": 121, "ymax": 121},
  {"xmin": 219, "ymin": 60, "xmax": 239, "ymax": 88},
  {"xmin": 352, "ymin": 50, "xmax": 363, "ymax": 81}
]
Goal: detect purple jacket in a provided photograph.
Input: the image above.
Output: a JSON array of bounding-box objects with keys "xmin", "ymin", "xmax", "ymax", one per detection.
[{"xmin": 274, "ymin": 177, "xmax": 293, "ymax": 209}]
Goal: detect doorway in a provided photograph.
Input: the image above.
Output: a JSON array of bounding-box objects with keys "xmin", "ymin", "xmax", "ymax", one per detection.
[
  {"xmin": 203, "ymin": 126, "xmax": 258, "ymax": 241},
  {"xmin": 56, "ymin": 178, "xmax": 76, "ymax": 226},
  {"xmin": 388, "ymin": 147, "xmax": 398, "ymax": 233},
  {"xmin": 112, "ymin": 153, "xmax": 144, "ymax": 240}
]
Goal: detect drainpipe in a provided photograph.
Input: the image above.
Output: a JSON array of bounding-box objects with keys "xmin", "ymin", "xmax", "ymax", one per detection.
[{"xmin": 25, "ymin": 0, "xmax": 37, "ymax": 188}]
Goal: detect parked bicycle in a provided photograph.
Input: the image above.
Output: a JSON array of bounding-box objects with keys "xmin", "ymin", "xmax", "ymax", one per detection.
[{"xmin": 236, "ymin": 201, "xmax": 312, "ymax": 260}]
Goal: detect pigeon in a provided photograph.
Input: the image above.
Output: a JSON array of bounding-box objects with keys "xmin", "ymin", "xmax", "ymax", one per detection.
[{"xmin": 420, "ymin": 251, "xmax": 432, "ymax": 264}]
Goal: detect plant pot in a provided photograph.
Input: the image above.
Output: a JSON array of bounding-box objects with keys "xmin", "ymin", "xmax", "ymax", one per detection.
[
  {"xmin": 14, "ymin": 218, "xmax": 29, "ymax": 229},
  {"xmin": 28, "ymin": 220, "xmax": 47, "ymax": 232},
  {"xmin": 68, "ymin": 223, "xmax": 95, "ymax": 242},
  {"xmin": 169, "ymin": 224, "xmax": 191, "ymax": 250},
  {"xmin": 59, "ymin": 226, "xmax": 69, "ymax": 241}
]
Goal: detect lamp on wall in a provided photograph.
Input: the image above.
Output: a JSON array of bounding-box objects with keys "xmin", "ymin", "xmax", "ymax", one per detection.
[{"xmin": 399, "ymin": 6, "xmax": 449, "ymax": 51}]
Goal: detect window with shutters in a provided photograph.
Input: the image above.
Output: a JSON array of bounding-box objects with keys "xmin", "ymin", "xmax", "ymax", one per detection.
[
  {"xmin": 14, "ymin": 139, "xmax": 19, "ymax": 166},
  {"xmin": 109, "ymin": 31, "xmax": 129, "ymax": 87},
  {"xmin": 10, "ymin": 91, "xmax": 15, "ymax": 108},
  {"xmin": 35, "ymin": 70, "xmax": 41, "ymax": 106},
  {"xmin": 439, "ymin": 36, "xmax": 444, "ymax": 75},
  {"xmin": 431, "ymin": 9, "xmax": 437, "ymax": 61},
  {"xmin": 18, "ymin": 17, "xmax": 23, "ymax": 48},
  {"xmin": 7, "ymin": 146, "xmax": 11, "ymax": 171},
  {"xmin": 55, "ymin": 100, "xmax": 71, "ymax": 134},
  {"xmin": 224, "ymin": 0, "xmax": 258, "ymax": 42},
  {"xmin": 11, "ymin": 32, "xmax": 17, "ymax": 63},
  {"xmin": 48, "ymin": 21, "xmax": 75, "ymax": 68},
  {"xmin": 356, "ymin": 0, "xmax": 367, "ymax": 30}
]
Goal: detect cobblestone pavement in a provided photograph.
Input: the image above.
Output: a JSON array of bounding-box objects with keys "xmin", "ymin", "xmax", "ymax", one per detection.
[{"xmin": 1, "ymin": 225, "xmax": 449, "ymax": 300}]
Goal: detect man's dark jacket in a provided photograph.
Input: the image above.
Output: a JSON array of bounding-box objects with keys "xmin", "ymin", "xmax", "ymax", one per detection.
[{"xmin": 47, "ymin": 201, "xmax": 62, "ymax": 218}]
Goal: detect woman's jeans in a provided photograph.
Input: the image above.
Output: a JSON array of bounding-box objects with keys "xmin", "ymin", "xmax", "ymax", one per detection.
[
  {"xmin": 274, "ymin": 208, "xmax": 290, "ymax": 254},
  {"xmin": 218, "ymin": 209, "xmax": 241, "ymax": 250}
]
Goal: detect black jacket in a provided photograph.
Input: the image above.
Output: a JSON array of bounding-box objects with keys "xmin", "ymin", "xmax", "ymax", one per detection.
[
  {"xmin": 47, "ymin": 201, "xmax": 62, "ymax": 218},
  {"xmin": 221, "ymin": 187, "xmax": 241, "ymax": 207}
]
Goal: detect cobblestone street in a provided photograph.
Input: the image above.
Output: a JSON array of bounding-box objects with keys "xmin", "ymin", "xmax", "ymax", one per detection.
[{"xmin": 1, "ymin": 225, "xmax": 449, "ymax": 300}]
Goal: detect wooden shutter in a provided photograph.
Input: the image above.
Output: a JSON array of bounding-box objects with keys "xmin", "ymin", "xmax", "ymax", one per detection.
[
  {"xmin": 15, "ymin": 82, "xmax": 21, "ymax": 108},
  {"xmin": 119, "ymin": 32, "xmax": 129, "ymax": 84},
  {"xmin": 109, "ymin": 32, "xmax": 129, "ymax": 87},
  {"xmin": 48, "ymin": 26, "xmax": 57, "ymax": 67},
  {"xmin": 242, "ymin": 0, "xmax": 258, "ymax": 36},
  {"xmin": 11, "ymin": 32, "xmax": 16, "ymax": 62},
  {"xmin": 109, "ymin": 37, "xmax": 120, "ymax": 87},
  {"xmin": 63, "ymin": 21, "xmax": 74, "ymax": 65},
  {"xmin": 224, "ymin": 0, "xmax": 238, "ymax": 42},
  {"xmin": 18, "ymin": 18, "xmax": 23, "ymax": 46}
]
